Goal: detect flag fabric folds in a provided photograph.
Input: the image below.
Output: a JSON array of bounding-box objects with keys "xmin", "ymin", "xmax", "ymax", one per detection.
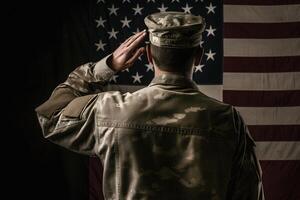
[{"xmin": 223, "ymin": 1, "xmax": 300, "ymax": 199}]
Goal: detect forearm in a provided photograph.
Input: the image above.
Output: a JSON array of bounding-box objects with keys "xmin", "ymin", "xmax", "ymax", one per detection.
[
  {"xmin": 34, "ymin": 31, "xmax": 147, "ymax": 154},
  {"xmin": 35, "ymin": 55, "xmax": 115, "ymax": 155},
  {"xmin": 64, "ymin": 54, "xmax": 115, "ymax": 94},
  {"xmin": 35, "ymin": 54, "xmax": 114, "ymax": 118}
]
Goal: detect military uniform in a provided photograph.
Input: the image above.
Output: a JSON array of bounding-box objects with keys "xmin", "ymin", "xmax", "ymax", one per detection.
[{"xmin": 36, "ymin": 12, "xmax": 264, "ymax": 200}]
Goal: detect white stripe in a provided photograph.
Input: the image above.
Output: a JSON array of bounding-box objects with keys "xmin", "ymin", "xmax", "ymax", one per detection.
[
  {"xmin": 256, "ymin": 142, "xmax": 300, "ymax": 160},
  {"xmin": 224, "ymin": 4, "xmax": 300, "ymax": 23},
  {"xmin": 223, "ymin": 72, "xmax": 300, "ymax": 91},
  {"xmin": 236, "ymin": 106, "xmax": 300, "ymax": 125},
  {"xmin": 103, "ymin": 84, "xmax": 223, "ymax": 101},
  {"xmin": 224, "ymin": 38, "xmax": 300, "ymax": 57}
]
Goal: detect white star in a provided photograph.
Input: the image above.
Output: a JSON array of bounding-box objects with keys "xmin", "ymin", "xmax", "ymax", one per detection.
[
  {"xmin": 133, "ymin": 4, "xmax": 143, "ymax": 15},
  {"xmin": 108, "ymin": 28, "xmax": 118, "ymax": 39},
  {"xmin": 132, "ymin": 72, "xmax": 143, "ymax": 83},
  {"xmin": 95, "ymin": 17, "xmax": 106, "ymax": 28},
  {"xmin": 147, "ymin": 0, "xmax": 155, "ymax": 2},
  {"xmin": 120, "ymin": 17, "xmax": 131, "ymax": 28},
  {"xmin": 172, "ymin": 0, "xmax": 180, "ymax": 2},
  {"xmin": 205, "ymin": 25, "xmax": 216, "ymax": 37},
  {"xmin": 206, "ymin": 3, "xmax": 216, "ymax": 14},
  {"xmin": 110, "ymin": 75, "xmax": 119, "ymax": 83},
  {"xmin": 182, "ymin": 3, "xmax": 193, "ymax": 13},
  {"xmin": 108, "ymin": 4, "xmax": 119, "ymax": 16},
  {"xmin": 205, "ymin": 49, "xmax": 216, "ymax": 61},
  {"xmin": 194, "ymin": 64, "xmax": 205, "ymax": 72},
  {"xmin": 122, "ymin": 0, "xmax": 130, "ymax": 3},
  {"xmin": 97, "ymin": 0, "xmax": 105, "ymax": 4},
  {"xmin": 95, "ymin": 40, "xmax": 106, "ymax": 51},
  {"xmin": 158, "ymin": 3, "xmax": 168, "ymax": 12},
  {"xmin": 133, "ymin": 28, "xmax": 140, "ymax": 34},
  {"xmin": 146, "ymin": 64, "xmax": 154, "ymax": 72}
]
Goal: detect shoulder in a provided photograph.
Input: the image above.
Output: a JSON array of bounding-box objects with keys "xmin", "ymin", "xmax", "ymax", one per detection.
[
  {"xmin": 62, "ymin": 90, "xmax": 130, "ymax": 119},
  {"xmin": 196, "ymin": 93, "xmax": 239, "ymax": 133},
  {"xmin": 63, "ymin": 94, "xmax": 99, "ymax": 118},
  {"xmin": 197, "ymin": 91, "xmax": 233, "ymax": 112}
]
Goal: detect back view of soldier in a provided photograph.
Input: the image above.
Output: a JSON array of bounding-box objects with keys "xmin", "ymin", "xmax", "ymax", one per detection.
[{"xmin": 36, "ymin": 12, "xmax": 264, "ymax": 200}]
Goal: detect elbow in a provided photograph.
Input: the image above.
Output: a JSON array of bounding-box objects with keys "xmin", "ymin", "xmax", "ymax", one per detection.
[{"xmin": 36, "ymin": 113, "xmax": 58, "ymax": 141}]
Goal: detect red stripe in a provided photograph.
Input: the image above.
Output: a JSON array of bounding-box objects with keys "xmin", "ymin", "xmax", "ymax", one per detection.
[
  {"xmin": 224, "ymin": 22, "xmax": 300, "ymax": 39},
  {"xmin": 248, "ymin": 125, "xmax": 300, "ymax": 141},
  {"xmin": 224, "ymin": 57, "xmax": 300, "ymax": 72},
  {"xmin": 260, "ymin": 160, "xmax": 300, "ymax": 200},
  {"xmin": 89, "ymin": 157, "xmax": 104, "ymax": 200},
  {"xmin": 223, "ymin": 91, "xmax": 300, "ymax": 107},
  {"xmin": 224, "ymin": 0, "xmax": 300, "ymax": 5}
]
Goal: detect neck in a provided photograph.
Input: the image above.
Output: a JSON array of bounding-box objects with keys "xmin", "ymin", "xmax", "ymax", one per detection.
[{"xmin": 154, "ymin": 65, "xmax": 193, "ymax": 79}]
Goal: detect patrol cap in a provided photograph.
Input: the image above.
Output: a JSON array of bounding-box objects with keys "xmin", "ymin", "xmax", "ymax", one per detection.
[{"xmin": 144, "ymin": 11, "xmax": 205, "ymax": 48}]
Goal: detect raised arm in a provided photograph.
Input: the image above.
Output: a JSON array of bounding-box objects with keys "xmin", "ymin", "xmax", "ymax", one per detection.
[{"xmin": 35, "ymin": 31, "xmax": 146, "ymax": 155}]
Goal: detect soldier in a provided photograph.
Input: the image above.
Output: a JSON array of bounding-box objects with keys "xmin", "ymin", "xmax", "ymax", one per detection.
[{"xmin": 36, "ymin": 12, "xmax": 264, "ymax": 200}]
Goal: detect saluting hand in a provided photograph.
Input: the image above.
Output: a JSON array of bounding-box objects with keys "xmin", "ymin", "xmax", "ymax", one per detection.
[{"xmin": 107, "ymin": 30, "xmax": 147, "ymax": 72}]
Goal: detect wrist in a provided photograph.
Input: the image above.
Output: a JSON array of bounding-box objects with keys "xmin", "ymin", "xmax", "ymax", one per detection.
[
  {"xmin": 94, "ymin": 54, "xmax": 116, "ymax": 81},
  {"xmin": 106, "ymin": 54, "xmax": 118, "ymax": 72}
]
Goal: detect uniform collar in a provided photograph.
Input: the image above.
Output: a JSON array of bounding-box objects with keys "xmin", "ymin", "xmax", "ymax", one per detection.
[{"xmin": 149, "ymin": 73, "xmax": 198, "ymax": 89}]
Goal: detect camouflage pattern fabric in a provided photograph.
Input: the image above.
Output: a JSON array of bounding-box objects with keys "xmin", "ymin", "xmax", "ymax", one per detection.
[
  {"xmin": 36, "ymin": 55, "xmax": 264, "ymax": 200},
  {"xmin": 144, "ymin": 12, "xmax": 205, "ymax": 48}
]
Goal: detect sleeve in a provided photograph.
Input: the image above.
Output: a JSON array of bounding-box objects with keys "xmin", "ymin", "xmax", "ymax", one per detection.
[
  {"xmin": 35, "ymin": 54, "xmax": 114, "ymax": 155},
  {"xmin": 226, "ymin": 107, "xmax": 265, "ymax": 200}
]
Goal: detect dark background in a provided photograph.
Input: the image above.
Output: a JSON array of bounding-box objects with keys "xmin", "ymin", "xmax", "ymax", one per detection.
[
  {"xmin": 7, "ymin": 1, "xmax": 96, "ymax": 199},
  {"xmin": 5, "ymin": 0, "xmax": 221, "ymax": 199}
]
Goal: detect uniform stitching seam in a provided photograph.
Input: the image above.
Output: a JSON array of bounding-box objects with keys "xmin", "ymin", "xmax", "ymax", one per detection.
[{"xmin": 97, "ymin": 121, "xmax": 211, "ymax": 135}]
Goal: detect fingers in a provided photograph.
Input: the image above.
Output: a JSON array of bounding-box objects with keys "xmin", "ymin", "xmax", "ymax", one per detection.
[
  {"xmin": 124, "ymin": 47, "xmax": 145, "ymax": 67},
  {"xmin": 130, "ymin": 31, "xmax": 147, "ymax": 48},
  {"xmin": 124, "ymin": 30, "xmax": 146, "ymax": 48},
  {"xmin": 128, "ymin": 32, "xmax": 147, "ymax": 51},
  {"xmin": 124, "ymin": 31, "xmax": 145, "ymax": 45},
  {"xmin": 111, "ymin": 31, "xmax": 146, "ymax": 71},
  {"xmin": 122, "ymin": 35, "xmax": 134, "ymax": 46}
]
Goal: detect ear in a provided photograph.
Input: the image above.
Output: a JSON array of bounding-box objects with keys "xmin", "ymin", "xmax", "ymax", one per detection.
[
  {"xmin": 194, "ymin": 45, "xmax": 203, "ymax": 66},
  {"xmin": 146, "ymin": 44, "xmax": 154, "ymax": 65}
]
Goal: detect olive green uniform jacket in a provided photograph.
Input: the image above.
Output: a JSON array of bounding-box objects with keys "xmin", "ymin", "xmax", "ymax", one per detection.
[{"xmin": 36, "ymin": 55, "xmax": 264, "ymax": 200}]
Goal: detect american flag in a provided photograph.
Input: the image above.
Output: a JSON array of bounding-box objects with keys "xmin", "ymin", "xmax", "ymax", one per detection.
[
  {"xmin": 92, "ymin": 0, "xmax": 223, "ymax": 100},
  {"xmin": 89, "ymin": 0, "xmax": 300, "ymax": 199},
  {"xmin": 223, "ymin": 1, "xmax": 300, "ymax": 200}
]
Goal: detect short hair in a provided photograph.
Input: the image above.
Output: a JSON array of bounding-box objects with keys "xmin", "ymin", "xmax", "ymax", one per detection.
[{"xmin": 150, "ymin": 44, "xmax": 198, "ymax": 72}]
